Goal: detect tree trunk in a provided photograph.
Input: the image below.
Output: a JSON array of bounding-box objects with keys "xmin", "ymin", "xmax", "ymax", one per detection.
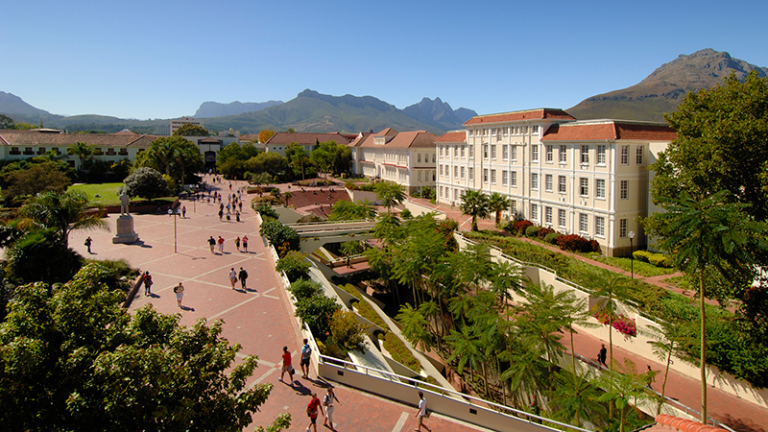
[
  {"xmin": 700, "ymin": 270, "xmax": 707, "ymax": 424},
  {"xmin": 658, "ymin": 344, "xmax": 673, "ymax": 415}
]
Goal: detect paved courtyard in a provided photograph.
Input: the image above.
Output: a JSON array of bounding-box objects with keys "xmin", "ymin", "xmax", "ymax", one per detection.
[{"xmin": 69, "ymin": 178, "xmax": 489, "ymax": 432}]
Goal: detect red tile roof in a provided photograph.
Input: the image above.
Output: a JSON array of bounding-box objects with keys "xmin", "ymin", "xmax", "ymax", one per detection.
[
  {"xmin": 541, "ymin": 121, "xmax": 677, "ymax": 142},
  {"xmin": 264, "ymin": 132, "xmax": 352, "ymax": 146},
  {"xmin": 464, "ymin": 108, "xmax": 575, "ymax": 125},
  {"xmin": 358, "ymin": 129, "xmax": 437, "ymax": 149},
  {"xmin": 0, "ymin": 130, "xmax": 156, "ymax": 147},
  {"xmin": 435, "ymin": 131, "xmax": 466, "ymax": 143},
  {"xmin": 348, "ymin": 132, "xmax": 372, "ymax": 147}
]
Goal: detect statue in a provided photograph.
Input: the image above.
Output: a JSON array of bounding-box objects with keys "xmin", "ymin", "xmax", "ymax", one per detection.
[{"xmin": 120, "ymin": 192, "xmax": 130, "ymax": 215}]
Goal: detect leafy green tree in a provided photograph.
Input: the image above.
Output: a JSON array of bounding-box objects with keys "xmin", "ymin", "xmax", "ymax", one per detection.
[
  {"xmin": 137, "ymin": 136, "xmax": 203, "ymax": 184},
  {"xmin": 250, "ymin": 171, "xmax": 272, "ymax": 189},
  {"xmin": 460, "ymin": 190, "xmax": 490, "ymax": 231},
  {"xmin": 255, "ymin": 202, "xmax": 279, "ymax": 220},
  {"xmin": 327, "ymin": 199, "xmax": 376, "ymax": 221},
  {"xmin": 275, "ymin": 251, "xmax": 311, "ymax": 281},
  {"xmin": 310, "ymin": 141, "xmax": 351, "ymax": 177},
  {"xmin": 445, "ymin": 325, "xmax": 485, "ymax": 387},
  {"xmin": 18, "ymin": 190, "xmax": 106, "ymax": 248},
  {"xmin": 374, "ymin": 181, "xmax": 406, "ymax": 213},
  {"xmin": 596, "ymin": 358, "xmax": 654, "ymax": 432},
  {"xmin": 120, "ymin": 167, "xmax": 170, "ymax": 199},
  {"xmin": 286, "ymin": 143, "xmax": 311, "ymax": 180},
  {"xmin": 396, "ymin": 303, "xmax": 433, "ymax": 351},
  {"xmin": 0, "ymin": 113, "xmax": 15, "ymax": 129},
  {"xmin": 295, "ymin": 295, "xmax": 340, "ymax": 339},
  {"xmin": 66, "ymin": 141, "xmax": 94, "ymax": 170},
  {"xmin": 258, "ymin": 129, "xmax": 275, "ymax": 143},
  {"xmin": 4, "ymin": 227, "xmax": 83, "ymax": 284},
  {"xmin": 109, "ymin": 158, "xmax": 132, "ymax": 180},
  {"xmin": 328, "ymin": 310, "xmax": 367, "ymax": 354},
  {"xmin": 246, "ymin": 152, "xmax": 287, "ymax": 178},
  {"xmin": 0, "ymin": 263, "xmax": 287, "ymax": 432},
  {"xmin": 1, "ymin": 161, "xmax": 71, "ymax": 202},
  {"xmin": 550, "ymin": 368, "xmax": 606, "ymax": 428},
  {"xmin": 217, "ymin": 143, "xmax": 261, "ymax": 178},
  {"xmin": 260, "ymin": 220, "xmax": 300, "ymax": 257},
  {"xmin": 644, "ymin": 189, "xmax": 767, "ymax": 422},
  {"xmin": 488, "ymin": 192, "xmax": 510, "ymax": 225},
  {"xmin": 173, "ymin": 123, "xmax": 209, "ymax": 136}
]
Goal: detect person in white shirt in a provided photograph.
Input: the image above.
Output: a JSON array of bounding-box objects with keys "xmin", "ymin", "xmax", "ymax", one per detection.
[{"xmin": 415, "ymin": 391, "xmax": 431, "ymax": 431}]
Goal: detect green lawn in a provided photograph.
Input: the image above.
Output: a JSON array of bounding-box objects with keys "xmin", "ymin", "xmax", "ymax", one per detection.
[
  {"xmin": 589, "ymin": 254, "xmax": 677, "ymax": 277},
  {"xmin": 69, "ymin": 183, "xmax": 125, "ymax": 206}
]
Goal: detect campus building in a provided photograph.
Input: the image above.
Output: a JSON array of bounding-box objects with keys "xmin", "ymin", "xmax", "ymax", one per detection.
[
  {"xmin": 263, "ymin": 132, "xmax": 353, "ymax": 157},
  {"xmin": 435, "ymin": 109, "xmax": 677, "ymax": 256},
  {"xmin": 169, "ymin": 117, "xmax": 204, "ymax": 135},
  {"xmin": 352, "ymin": 128, "xmax": 437, "ymax": 194}
]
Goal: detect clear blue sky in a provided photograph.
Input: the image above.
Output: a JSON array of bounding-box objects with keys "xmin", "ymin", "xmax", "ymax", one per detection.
[{"xmin": 4, "ymin": 0, "xmax": 767, "ymax": 120}]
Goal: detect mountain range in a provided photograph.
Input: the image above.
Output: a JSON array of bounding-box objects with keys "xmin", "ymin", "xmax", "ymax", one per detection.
[{"xmin": 194, "ymin": 100, "xmax": 284, "ymax": 118}]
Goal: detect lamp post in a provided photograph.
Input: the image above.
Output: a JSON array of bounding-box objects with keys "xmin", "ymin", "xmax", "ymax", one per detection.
[
  {"xmin": 168, "ymin": 208, "xmax": 178, "ymax": 253},
  {"xmin": 628, "ymin": 231, "xmax": 635, "ymax": 279}
]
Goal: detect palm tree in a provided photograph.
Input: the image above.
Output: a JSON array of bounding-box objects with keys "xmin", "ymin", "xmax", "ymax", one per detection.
[
  {"xmin": 645, "ymin": 320, "xmax": 696, "ymax": 415},
  {"xmin": 587, "ymin": 270, "xmax": 633, "ymax": 377},
  {"xmin": 144, "ymin": 138, "xmax": 177, "ymax": 177},
  {"xmin": 488, "ymin": 192, "xmax": 510, "ymax": 225},
  {"xmin": 374, "ymin": 181, "xmax": 406, "ymax": 213},
  {"xmin": 460, "ymin": 190, "xmax": 490, "ymax": 231},
  {"xmin": 283, "ymin": 190, "xmax": 293, "ymax": 207},
  {"xmin": 645, "ymin": 189, "xmax": 767, "ymax": 422},
  {"xmin": 396, "ymin": 303, "xmax": 433, "ymax": 351},
  {"xmin": 550, "ymin": 368, "xmax": 606, "ymax": 428},
  {"xmin": 19, "ymin": 190, "xmax": 107, "ymax": 248},
  {"xmin": 67, "ymin": 142, "xmax": 94, "ymax": 170},
  {"xmin": 490, "ymin": 261, "xmax": 524, "ymax": 313},
  {"xmin": 445, "ymin": 325, "xmax": 486, "ymax": 392},
  {"xmin": 595, "ymin": 358, "xmax": 654, "ymax": 432},
  {"xmin": 172, "ymin": 139, "xmax": 203, "ymax": 185}
]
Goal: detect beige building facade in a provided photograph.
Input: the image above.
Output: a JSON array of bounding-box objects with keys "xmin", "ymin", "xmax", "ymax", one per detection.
[
  {"xmin": 436, "ymin": 108, "xmax": 677, "ymax": 256},
  {"xmin": 355, "ymin": 128, "xmax": 437, "ymax": 194}
]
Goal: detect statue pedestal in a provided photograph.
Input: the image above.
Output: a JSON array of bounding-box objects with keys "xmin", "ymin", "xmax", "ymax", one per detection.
[{"xmin": 112, "ymin": 214, "xmax": 139, "ymax": 244}]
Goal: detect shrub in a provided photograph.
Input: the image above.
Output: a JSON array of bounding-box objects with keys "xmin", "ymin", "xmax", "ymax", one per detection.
[
  {"xmin": 259, "ymin": 219, "xmax": 300, "ymax": 256},
  {"xmin": 594, "ymin": 310, "xmax": 636, "ymax": 337},
  {"xmin": 276, "ymin": 251, "xmax": 311, "ymax": 281},
  {"xmin": 345, "ymin": 181, "xmax": 358, "ymax": 190},
  {"xmin": 400, "ymin": 208, "xmax": 412, "ymax": 219},
  {"xmin": 525, "ymin": 225, "xmax": 540, "ymax": 237},
  {"xmin": 288, "ymin": 278, "xmax": 322, "ymax": 299},
  {"xmin": 383, "ymin": 332, "xmax": 421, "ymax": 372},
  {"xmin": 254, "ymin": 203, "xmax": 278, "ymax": 220},
  {"xmin": 648, "ymin": 254, "xmax": 673, "ymax": 268},
  {"xmin": 358, "ymin": 183, "xmax": 376, "ymax": 192},
  {"xmin": 120, "ymin": 167, "xmax": 170, "ymax": 199},
  {"xmin": 544, "ymin": 232, "xmax": 560, "ymax": 244},
  {"xmin": 537, "ymin": 227, "xmax": 554, "ymax": 239},
  {"xmin": 633, "ymin": 250, "xmax": 652, "ymax": 263},
  {"xmin": 556, "ymin": 234, "xmax": 591, "ymax": 252},
  {"xmin": 295, "ymin": 295, "xmax": 341, "ymax": 340},
  {"xmin": 328, "ymin": 310, "xmax": 367, "ymax": 354},
  {"xmin": 505, "ymin": 219, "xmax": 533, "ymax": 235},
  {"xmin": 589, "ymin": 240, "xmax": 601, "ymax": 253}
]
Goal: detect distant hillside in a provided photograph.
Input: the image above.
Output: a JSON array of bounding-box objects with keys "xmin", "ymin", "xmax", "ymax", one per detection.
[
  {"xmin": 200, "ymin": 90, "xmax": 461, "ymax": 134},
  {"xmin": 194, "ymin": 100, "xmax": 284, "ymax": 118},
  {"xmin": 0, "ymin": 91, "xmax": 52, "ymax": 117},
  {"xmin": 568, "ymin": 49, "xmax": 768, "ymax": 122},
  {"xmin": 402, "ymin": 97, "xmax": 477, "ymax": 131}
]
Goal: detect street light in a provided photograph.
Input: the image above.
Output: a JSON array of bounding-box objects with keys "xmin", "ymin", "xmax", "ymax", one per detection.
[
  {"xmin": 168, "ymin": 208, "xmax": 178, "ymax": 253},
  {"xmin": 628, "ymin": 231, "xmax": 635, "ymax": 279}
]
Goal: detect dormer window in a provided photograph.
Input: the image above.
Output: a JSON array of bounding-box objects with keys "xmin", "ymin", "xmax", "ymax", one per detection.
[{"xmin": 374, "ymin": 137, "xmax": 386, "ymax": 145}]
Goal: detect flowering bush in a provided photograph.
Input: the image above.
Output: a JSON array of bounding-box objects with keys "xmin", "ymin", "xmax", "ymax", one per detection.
[
  {"xmin": 505, "ymin": 220, "xmax": 533, "ymax": 235},
  {"xmin": 594, "ymin": 310, "xmax": 636, "ymax": 337},
  {"xmin": 556, "ymin": 234, "xmax": 592, "ymax": 252},
  {"xmin": 537, "ymin": 227, "xmax": 555, "ymax": 239}
]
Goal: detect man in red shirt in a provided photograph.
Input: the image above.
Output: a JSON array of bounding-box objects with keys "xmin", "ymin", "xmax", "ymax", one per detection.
[
  {"xmin": 280, "ymin": 346, "xmax": 294, "ymax": 383},
  {"xmin": 306, "ymin": 392, "xmax": 324, "ymax": 432}
]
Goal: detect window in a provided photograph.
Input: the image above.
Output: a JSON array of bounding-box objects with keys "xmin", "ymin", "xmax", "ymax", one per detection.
[
  {"xmin": 531, "ymin": 204, "xmax": 538, "ymax": 220},
  {"xmin": 558, "ymin": 209, "xmax": 566, "ymax": 227},
  {"xmin": 545, "ymin": 174, "xmax": 553, "ymax": 191},
  {"xmin": 579, "ymin": 214, "xmax": 588, "ymax": 232},
  {"xmin": 483, "ymin": 145, "xmax": 489, "ymax": 159},
  {"xmin": 595, "ymin": 216, "xmax": 605, "ymax": 237},
  {"xmin": 531, "ymin": 173, "xmax": 539, "ymax": 190},
  {"xmin": 619, "ymin": 218, "xmax": 627, "ymax": 238},
  {"xmin": 636, "ymin": 146, "xmax": 644, "ymax": 165},
  {"xmin": 620, "ymin": 180, "xmax": 629, "ymax": 199},
  {"xmin": 454, "ymin": 166, "xmax": 458, "ymax": 178},
  {"xmin": 559, "ymin": 145, "xmax": 567, "ymax": 163},
  {"xmin": 511, "ymin": 200, "xmax": 517, "ymax": 212},
  {"xmin": 454, "ymin": 146, "xmax": 458, "ymax": 157},
  {"xmin": 596, "ymin": 179, "xmax": 605, "ymax": 198},
  {"xmin": 491, "ymin": 170, "xmax": 496, "ymax": 184},
  {"xmin": 468, "ymin": 145, "xmax": 473, "ymax": 158},
  {"xmin": 460, "ymin": 167, "xmax": 465, "ymax": 179},
  {"xmin": 502, "ymin": 170, "xmax": 508, "ymax": 185},
  {"xmin": 461, "ymin": 146, "xmax": 465, "ymax": 157},
  {"xmin": 502, "ymin": 145, "xmax": 509, "ymax": 160},
  {"xmin": 531, "ymin": 145, "xmax": 539, "ymax": 162},
  {"xmin": 597, "ymin": 145, "xmax": 606, "ymax": 165},
  {"xmin": 532, "ymin": 125, "xmax": 539, "ymax": 133},
  {"xmin": 546, "ymin": 145, "xmax": 553, "ymax": 162},
  {"xmin": 511, "ymin": 145, "xmax": 517, "ymax": 160},
  {"xmin": 579, "ymin": 178, "xmax": 589, "ymax": 196},
  {"xmin": 511, "ymin": 171, "xmax": 517, "ymax": 187},
  {"xmin": 545, "ymin": 207, "xmax": 553, "ymax": 225},
  {"xmin": 621, "ymin": 145, "xmax": 629, "ymax": 165},
  {"xmin": 439, "ymin": 186, "xmax": 443, "ymax": 197},
  {"xmin": 558, "ymin": 176, "xmax": 566, "ymax": 193},
  {"xmin": 440, "ymin": 165, "xmax": 444, "ymax": 176},
  {"xmin": 454, "ymin": 189, "xmax": 458, "ymax": 201},
  {"xmin": 469, "ymin": 167, "xmax": 474, "ymax": 180},
  {"xmin": 483, "ymin": 169, "xmax": 489, "ymax": 183},
  {"xmin": 491, "ymin": 145, "xmax": 497, "ymax": 159},
  {"xmin": 580, "ymin": 145, "xmax": 589, "ymax": 164}
]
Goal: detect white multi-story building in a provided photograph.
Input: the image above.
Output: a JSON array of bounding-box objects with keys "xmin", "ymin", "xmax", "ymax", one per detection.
[
  {"xmin": 355, "ymin": 128, "xmax": 437, "ymax": 193},
  {"xmin": 169, "ymin": 117, "xmax": 204, "ymax": 135},
  {"xmin": 436, "ymin": 108, "xmax": 677, "ymax": 256}
]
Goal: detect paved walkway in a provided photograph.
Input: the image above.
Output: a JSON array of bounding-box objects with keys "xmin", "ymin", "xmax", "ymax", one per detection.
[{"xmin": 69, "ymin": 176, "xmax": 489, "ymax": 432}]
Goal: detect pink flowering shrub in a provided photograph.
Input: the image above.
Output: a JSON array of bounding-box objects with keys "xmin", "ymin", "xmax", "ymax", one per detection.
[{"xmin": 594, "ymin": 310, "xmax": 636, "ymax": 337}]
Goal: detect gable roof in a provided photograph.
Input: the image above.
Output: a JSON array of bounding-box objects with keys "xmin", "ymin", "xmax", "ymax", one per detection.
[
  {"xmin": 0, "ymin": 129, "xmax": 156, "ymax": 147},
  {"xmin": 541, "ymin": 120, "xmax": 677, "ymax": 142},
  {"xmin": 464, "ymin": 108, "xmax": 575, "ymax": 125},
  {"xmin": 264, "ymin": 132, "xmax": 352, "ymax": 146},
  {"xmin": 435, "ymin": 131, "xmax": 466, "ymax": 143},
  {"xmin": 358, "ymin": 129, "xmax": 437, "ymax": 149}
]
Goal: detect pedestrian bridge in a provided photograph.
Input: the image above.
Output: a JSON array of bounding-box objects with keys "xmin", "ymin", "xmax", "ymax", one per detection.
[{"xmin": 287, "ymin": 219, "xmax": 376, "ymax": 253}]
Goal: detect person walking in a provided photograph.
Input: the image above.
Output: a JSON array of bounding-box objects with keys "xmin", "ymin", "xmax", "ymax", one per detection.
[
  {"xmin": 300, "ymin": 338, "xmax": 312, "ymax": 379},
  {"xmin": 305, "ymin": 392, "xmax": 324, "ymax": 432},
  {"xmin": 182, "ymin": 205, "xmax": 186, "ymax": 218},
  {"xmin": 84, "ymin": 236, "xmax": 93, "ymax": 254},
  {"xmin": 173, "ymin": 282, "xmax": 184, "ymax": 308},
  {"xmin": 217, "ymin": 236, "xmax": 225, "ymax": 253},
  {"xmin": 280, "ymin": 346, "xmax": 294, "ymax": 383},
  {"xmin": 322, "ymin": 387, "xmax": 341, "ymax": 431},
  {"xmin": 235, "ymin": 236, "xmax": 241, "ymax": 252},
  {"xmin": 242, "ymin": 235, "xmax": 249, "ymax": 253},
  {"xmin": 143, "ymin": 271, "xmax": 153, "ymax": 296},
  {"xmin": 415, "ymin": 391, "xmax": 432, "ymax": 432},
  {"xmin": 208, "ymin": 236, "xmax": 216, "ymax": 254},
  {"xmin": 646, "ymin": 365, "xmax": 656, "ymax": 390},
  {"xmin": 218, "ymin": 209, "xmax": 223, "ymax": 221},
  {"xmin": 238, "ymin": 267, "xmax": 248, "ymax": 289},
  {"xmin": 238, "ymin": 201, "xmax": 243, "ymax": 212},
  {"xmin": 229, "ymin": 268, "xmax": 238, "ymax": 290},
  {"xmin": 235, "ymin": 211, "xmax": 240, "ymax": 222},
  {"xmin": 598, "ymin": 343, "xmax": 607, "ymax": 367}
]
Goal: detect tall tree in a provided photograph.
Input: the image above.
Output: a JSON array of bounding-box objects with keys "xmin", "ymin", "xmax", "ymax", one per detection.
[
  {"xmin": 286, "ymin": 143, "xmax": 311, "ymax": 180},
  {"xmin": 66, "ymin": 142, "xmax": 94, "ymax": 170},
  {"xmin": 374, "ymin": 181, "xmax": 406, "ymax": 214},
  {"xmin": 138, "ymin": 136, "xmax": 203, "ymax": 184},
  {"xmin": 258, "ymin": 129, "xmax": 275, "ymax": 143},
  {"xmin": 173, "ymin": 123, "xmax": 209, "ymax": 136},
  {"xmin": 488, "ymin": 192, "xmax": 510, "ymax": 225},
  {"xmin": 460, "ymin": 189, "xmax": 490, "ymax": 231},
  {"xmin": 18, "ymin": 190, "xmax": 107, "ymax": 248},
  {"xmin": 644, "ymin": 189, "xmax": 767, "ymax": 423}
]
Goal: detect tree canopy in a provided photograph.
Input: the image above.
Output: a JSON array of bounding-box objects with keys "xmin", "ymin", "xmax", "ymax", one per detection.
[
  {"xmin": 0, "ymin": 263, "xmax": 287, "ymax": 432},
  {"xmin": 310, "ymin": 141, "xmax": 351, "ymax": 177},
  {"xmin": 173, "ymin": 123, "xmax": 209, "ymax": 137},
  {"xmin": 120, "ymin": 167, "xmax": 171, "ymax": 199},
  {"xmin": 0, "ymin": 114, "xmax": 15, "ymax": 129},
  {"xmin": 258, "ymin": 129, "xmax": 275, "ymax": 143},
  {"xmin": 216, "ymin": 142, "xmax": 261, "ymax": 178},
  {"xmin": 1, "ymin": 161, "xmax": 72, "ymax": 202},
  {"xmin": 135, "ymin": 136, "xmax": 204, "ymax": 185},
  {"xmin": 18, "ymin": 189, "xmax": 106, "ymax": 248}
]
